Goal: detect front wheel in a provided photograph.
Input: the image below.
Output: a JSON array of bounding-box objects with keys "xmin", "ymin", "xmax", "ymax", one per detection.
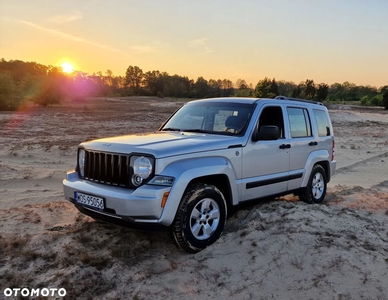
[
  {"xmin": 299, "ymin": 165, "xmax": 327, "ymax": 204},
  {"xmin": 171, "ymin": 183, "xmax": 227, "ymax": 253}
]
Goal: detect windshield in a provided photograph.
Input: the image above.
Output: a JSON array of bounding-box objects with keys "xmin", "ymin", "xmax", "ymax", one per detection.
[{"xmin": 161, "ymin": 101, "xmax": 255, "ymax": 136}]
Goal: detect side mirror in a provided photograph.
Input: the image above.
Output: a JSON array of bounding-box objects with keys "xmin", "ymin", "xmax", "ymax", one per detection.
[{"xmin": 252, "ymin": 125, "xmax": 279, "ymax": 142}]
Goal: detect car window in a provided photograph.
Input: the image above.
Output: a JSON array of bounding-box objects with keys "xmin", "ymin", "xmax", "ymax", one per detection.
[
  {"xmin": 257, "ymin": 106, "xmax": 284, "ymax": 138},
  {"xmin": 213, "ymin": 110, "xmax": 236, "ymax": 131},
  {"xmin": 287, "ymin": 107, "xmax": 312, "ymax": 138},
  {"xmin": 176, "ymin": 115, "xmax": 204, "ymax": 129},
  {"xmin": 313, "ymin": 109, "xmax": 331, "ymax": 136},
  {"xmin": 161, "ymin": 101, "xmax": 254, "ymax": 135}
]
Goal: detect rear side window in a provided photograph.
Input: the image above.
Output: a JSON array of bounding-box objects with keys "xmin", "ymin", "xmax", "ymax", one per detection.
[
  {"xmin": 313, "ymin": 109, "xmax": 331, "ymax": 136},
  {"xmin": 287, "ymin": 107, "xmax": 312, "ymax": 138}
]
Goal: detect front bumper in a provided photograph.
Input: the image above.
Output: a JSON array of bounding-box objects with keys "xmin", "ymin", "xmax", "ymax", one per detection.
[{"xmin": 63, "ymin": 170, "xmax": 172, "ymax": 228}]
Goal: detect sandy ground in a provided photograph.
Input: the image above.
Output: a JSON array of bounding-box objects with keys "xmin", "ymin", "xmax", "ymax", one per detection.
[{"xmin": 0, "ymin": 98, "xmax": 387, "ymax": 300}]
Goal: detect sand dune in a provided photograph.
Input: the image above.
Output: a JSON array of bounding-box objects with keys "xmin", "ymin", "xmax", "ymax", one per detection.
[{"xmin": 1, "ymin": 98, "xmax": 387, "ymax": 299}]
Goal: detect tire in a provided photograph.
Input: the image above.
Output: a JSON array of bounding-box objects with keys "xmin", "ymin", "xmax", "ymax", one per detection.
[
  {"xmin": 171, "ymin": 183, "xmax": 227, "ymax": 253},
  {"xmin": 299, "ymin": 165, "xmax": 327, "ymax": 204}
]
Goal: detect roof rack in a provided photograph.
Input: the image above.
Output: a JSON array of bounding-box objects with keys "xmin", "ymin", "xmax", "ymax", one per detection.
[{"xmin": 274, "ymin": 96, "xmax": 324, "ymax": 106}]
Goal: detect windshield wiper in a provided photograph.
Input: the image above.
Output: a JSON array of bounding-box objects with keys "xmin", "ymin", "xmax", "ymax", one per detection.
[
  {"xmin": 161, "ymin": 127, "xmax": 181, "ymax": 132},
  {"xmin": 183, "ymin": 129, "xmax": 213, "ymax": 134},
  {"xmin": 162, "ymin": 128, "xmax": 213, "ymax": 134}
]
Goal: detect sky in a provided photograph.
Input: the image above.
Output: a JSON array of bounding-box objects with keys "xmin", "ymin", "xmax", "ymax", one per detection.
[{"xmin": 1, "ymin": 0, "xmax": 388, "ymax": 87}]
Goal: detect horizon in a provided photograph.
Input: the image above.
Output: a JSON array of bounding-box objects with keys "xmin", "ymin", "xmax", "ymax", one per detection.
[{"xmin": 1, "ymin": 0, "xmax": 388, "ymax": 87}]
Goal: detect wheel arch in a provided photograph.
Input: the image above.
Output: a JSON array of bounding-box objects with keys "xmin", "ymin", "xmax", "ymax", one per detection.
[
  {"xmin": 302, "ymin": 150, "xmax": 332, "ymax": 187},
  {"xmin": 188, "ymin": 174, "xmax": 233, "ymax": 212},
  {"xmin": 158, "ymin": 156, "xmax": 238, "ymax": 226},
  {"xmin": 315, "ymin": 160, "xmax": 330, "ymax": 182}
]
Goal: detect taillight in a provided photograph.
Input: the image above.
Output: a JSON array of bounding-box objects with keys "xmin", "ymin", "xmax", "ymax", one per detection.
[{"xmin": 331, "ymin": 140, "xmax": 335, "ymax": 161}]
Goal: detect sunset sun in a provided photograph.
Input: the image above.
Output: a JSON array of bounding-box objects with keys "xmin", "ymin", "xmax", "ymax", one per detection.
[{"xmin": 61, "ymin": 62, "xmax": 74, "ymax": 74}]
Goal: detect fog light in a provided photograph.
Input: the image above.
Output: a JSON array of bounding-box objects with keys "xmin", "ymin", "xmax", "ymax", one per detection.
[{"xmin": 132, "ymin": 174, "xmax": 143, "ymax": 186}]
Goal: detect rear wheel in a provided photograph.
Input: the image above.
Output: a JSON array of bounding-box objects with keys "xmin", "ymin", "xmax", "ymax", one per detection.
[
  {"xmin": 299, "ymin": 165, "xmax": 327, "ymax": 204},
  {"xmin": 171, "ymin": 183, "xmax": 227, "ymax": 253}
]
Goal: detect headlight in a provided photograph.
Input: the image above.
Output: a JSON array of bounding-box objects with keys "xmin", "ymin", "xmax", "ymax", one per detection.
[
  {"xmin": 78, "ymin": 149, "xmax": 85, "ymax": 177},
  {"xmin": 131, "ymin": 156, "xmax": 153, "ymax": 186}
]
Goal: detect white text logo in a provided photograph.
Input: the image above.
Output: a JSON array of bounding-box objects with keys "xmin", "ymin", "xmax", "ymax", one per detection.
[{"xmin": 3, "ymin": 288, "xmax": 66, "ymax": 297}]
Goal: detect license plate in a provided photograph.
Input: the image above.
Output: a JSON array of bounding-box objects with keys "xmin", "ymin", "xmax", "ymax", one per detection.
[{"xmin": 75, "ymin": 192, "xmax": 105, "ymax": 210}]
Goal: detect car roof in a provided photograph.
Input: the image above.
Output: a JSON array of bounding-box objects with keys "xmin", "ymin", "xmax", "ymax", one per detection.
[
  {"xmin": 188, "ymin": 97, "xmax": 261, "ymax": 105},
  {"xmin": 188, "ymin": 96, "xmax": 324, "ymax": 106}
]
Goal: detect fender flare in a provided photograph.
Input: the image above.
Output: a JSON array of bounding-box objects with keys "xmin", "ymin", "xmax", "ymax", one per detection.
[
  {"xmin": 301, "ymin": 149, "xmax": 331, "ymax": 187},
  {"xmin": 157, "ymin": 156, "xmax": 239, "ymax": 226}
]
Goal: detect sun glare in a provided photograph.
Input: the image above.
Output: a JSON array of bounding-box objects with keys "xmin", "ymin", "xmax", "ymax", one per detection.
[{"xmin": 61, "ymin": 62, "xmax": 74, "ymax": 74}]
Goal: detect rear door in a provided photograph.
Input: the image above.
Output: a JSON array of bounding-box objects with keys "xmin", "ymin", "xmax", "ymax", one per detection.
[{"xmin": 285, "ymin": 106, "xmax": 316, "ymax": 190}]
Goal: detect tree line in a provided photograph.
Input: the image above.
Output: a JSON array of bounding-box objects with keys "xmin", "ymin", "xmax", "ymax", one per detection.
[{"xmin": 1, "ymin": 59, "xmax": 387, "ymax": 111}]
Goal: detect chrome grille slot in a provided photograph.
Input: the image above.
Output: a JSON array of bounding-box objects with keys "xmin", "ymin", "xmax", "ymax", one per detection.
[{"xmin": 84, "ymin": 150, "xmax": 129, "ymax": 187}]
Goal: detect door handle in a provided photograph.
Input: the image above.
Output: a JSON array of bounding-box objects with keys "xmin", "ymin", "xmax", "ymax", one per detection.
[
  {"xmin": 279, "ymin": 144, "xmax": 291, "ymax": 149},
  {"xmin": 309, "ymin": 141, "xmax": 318, "ymax": 146}
]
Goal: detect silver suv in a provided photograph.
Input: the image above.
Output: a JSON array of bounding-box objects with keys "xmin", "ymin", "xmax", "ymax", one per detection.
[{"xmin": 63, "ymin": 96, "xmax": 336, "ymax": 252}]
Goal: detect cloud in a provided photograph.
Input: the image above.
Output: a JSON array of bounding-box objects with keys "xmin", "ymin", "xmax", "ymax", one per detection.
[
  {"xmin": 129, "ymin": 42, "xmax": 168, "ymax": 54},
  {"xmin": 188, "ymin": 38, "xmax": 209, "ymax": 47},
  {"xmin": 17, "ymin": 20, "xmax": 120, "ymax": 53},
  {"xmin": 129, "ymin": 45, "xmax": 157, "ymax": 53},
  {"xmin": 188, "ymin": 38, "xmax": 214, "ymax": 54},
  {"xmin": 48, "ymin": 10, "xmax": 83, "ymax": 24}
]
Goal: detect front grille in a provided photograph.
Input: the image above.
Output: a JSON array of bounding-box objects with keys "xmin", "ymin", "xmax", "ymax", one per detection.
[{"xmin": 83, "ymin": 150, "xmax": 130, "ymax": 187}]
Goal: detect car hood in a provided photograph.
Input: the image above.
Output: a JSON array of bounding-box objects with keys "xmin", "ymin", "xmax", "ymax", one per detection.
[{"xmin": 80, "ymin": 131, "xmax": 243, "ymax": 158}]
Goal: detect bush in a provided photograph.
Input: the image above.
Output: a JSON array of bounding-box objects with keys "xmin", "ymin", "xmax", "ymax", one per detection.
[
  {"xmin": 32, "ymin": 78, "xmax": 62, "ymax": 106},
  {"xmin": 383, "ymin": 93, "xmax": 388, "ymax": 110},
  {"xmin": 0, "ymin": 72, "xmax": 23, "ymax": 110},
  {"xmin": 370, "ymin": 94, "xmax": 383, "ymax": 106},
  {"xmin": 360, "ymin": 95, "xmax": 369, "ymax": 106}
]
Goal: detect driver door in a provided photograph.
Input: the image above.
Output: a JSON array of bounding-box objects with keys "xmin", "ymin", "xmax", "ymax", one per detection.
[{"xmin": 241, "ymin": 105, "xmax": 290, "ymax": 201}]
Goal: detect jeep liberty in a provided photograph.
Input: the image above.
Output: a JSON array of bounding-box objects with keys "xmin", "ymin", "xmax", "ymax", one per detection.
[{"xmin": 63, "ymin": 96, "xmax": 336, "ymax": 252}]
